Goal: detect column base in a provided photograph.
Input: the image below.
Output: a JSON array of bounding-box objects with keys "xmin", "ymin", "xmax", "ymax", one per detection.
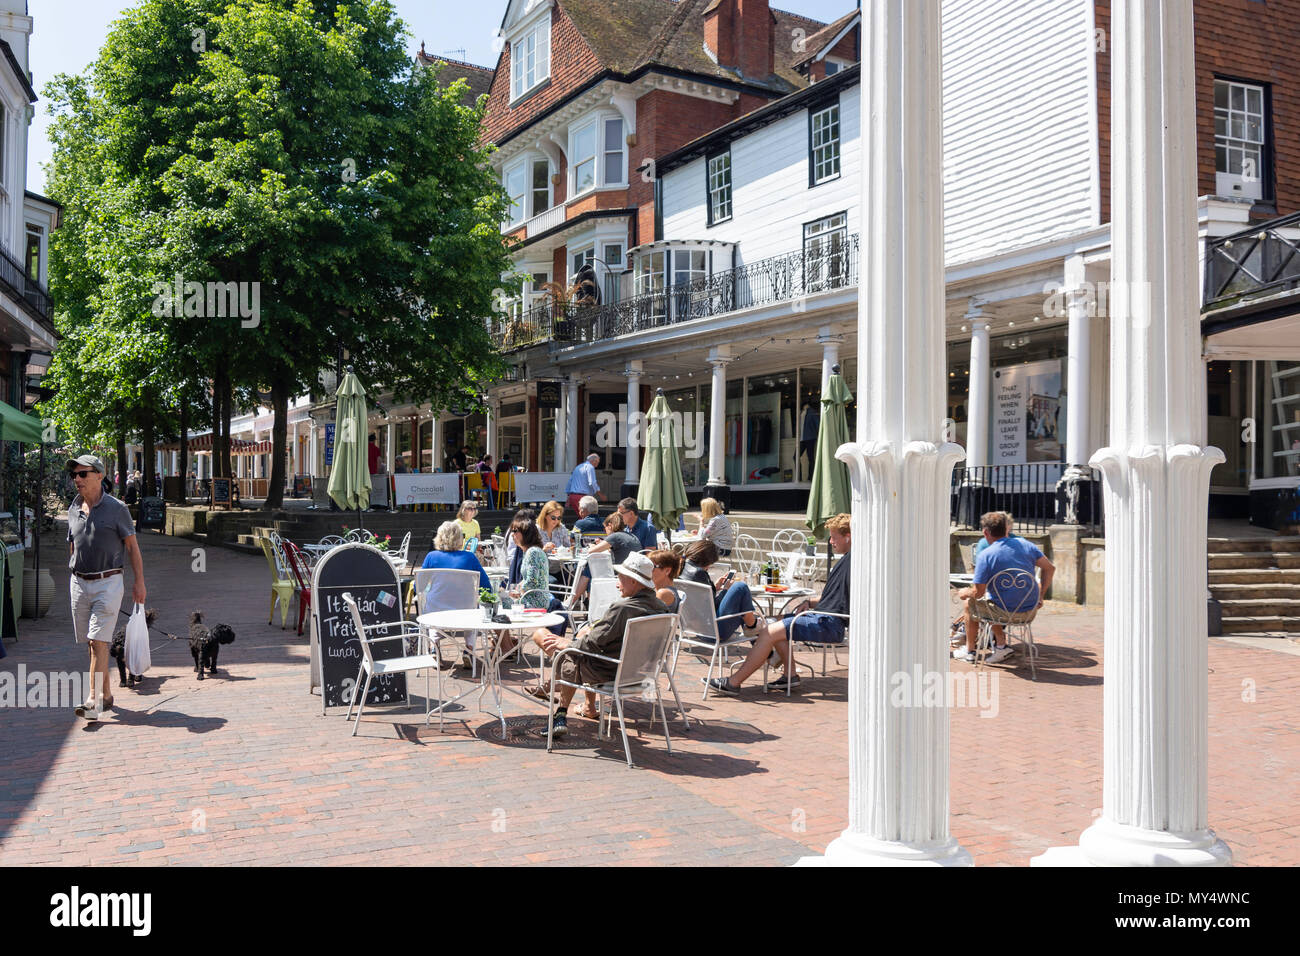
[
  {"xmin": 1032, "ymin": 818, "xmax": 1232, "ymax": 867},
  {"xmin": 795, "ymin": 831, "xmax": 973, "ymax": 867},
  {"xmin": 703, "ymin": 483, "xmax": 731, "ymax": 511},
  {"xmin": 1054, "ymin": 466, "xmax": 1100, "ymax": 526}
]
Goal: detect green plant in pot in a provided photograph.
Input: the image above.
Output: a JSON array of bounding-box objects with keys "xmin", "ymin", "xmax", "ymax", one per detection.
[{"xmin": 479, "ymin": 586, "xmax": 498, "ymax": 620}]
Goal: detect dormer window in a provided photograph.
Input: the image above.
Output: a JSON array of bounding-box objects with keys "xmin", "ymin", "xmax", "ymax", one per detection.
[{"xmin": 511, "ymin": 13, "xmax": 551, "ymax": 102}]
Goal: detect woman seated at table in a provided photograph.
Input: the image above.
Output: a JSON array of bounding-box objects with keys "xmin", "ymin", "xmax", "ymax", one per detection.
[
  {"xmin": 454, "ymin": 500, "xmax": 481, "ymax": 545},
  {"xmin": 681, "ymin": 540, "xmax": 759, "ymax": 640},
  {"xmin": 537, "ymin": 500, "xmax": 571, "ymax": 553},
  {"xmin": 697, "ymin": 497, "xmax": 734, "ymax": 556},
  {"xmin": 422, "ymin": 521, "xmax": 491, "ymax": 590},
  {"xmin": 501, "ymin": 519, "xmax": 567, "ymax": 650},
  {"xmin": 648, "ymin": 549, "xmax": 684, "ymax": 613},
  {"xmin": 567, "ymin": 511, "xmax": 641, "ymax": 607}
]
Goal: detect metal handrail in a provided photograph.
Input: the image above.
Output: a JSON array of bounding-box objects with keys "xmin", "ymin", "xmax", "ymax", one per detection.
[{"xmin": 489, "ymin": 234, "xmax": 859, "ymax": 352}]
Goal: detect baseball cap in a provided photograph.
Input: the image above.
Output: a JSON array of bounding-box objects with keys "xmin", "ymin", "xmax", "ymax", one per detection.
[
  {"xmin": 613, "ymin": 552, "xmax": 656, "ymax": 589},
  {"xmin": 66, "ymin": 454, "xmax": 105, "ymax": 474}
]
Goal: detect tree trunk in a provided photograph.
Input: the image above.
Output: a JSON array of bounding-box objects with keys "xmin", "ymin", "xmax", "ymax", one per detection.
[
  {"xmin": 142, "ymin": 403, "xmax": 156, "ymax": 502},
  {"xmin": 266, "ymin": 375, "xmax": 290, "ymax": 510},
  {"xmin": 178, "ymin": 400, "xmax": 189, "ymax": 502},
  {"xmin": 212, "ymin": 372, "xmax": 225, "ymax": 478},
  {"xmin": 116, "ymin": 433, "xmax": 128, "ymax": 493},
  {"xmin": 221, "ymin": 376, "xmax": 233, "ymax": 480}
]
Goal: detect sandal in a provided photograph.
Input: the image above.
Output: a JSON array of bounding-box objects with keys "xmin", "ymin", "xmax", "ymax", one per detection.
[
  {"xmin": 525, "ymin": 684, "xmax": 551, "ymax": 701},
  {"xmin": 573, "ymin": 705, "xmax": 600, "ymax": 720}
]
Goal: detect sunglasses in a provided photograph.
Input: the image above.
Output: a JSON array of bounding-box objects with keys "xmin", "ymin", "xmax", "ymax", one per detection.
[{"xmin": 72, "ymin": 470, "xmax": 93, "ymax": 479}]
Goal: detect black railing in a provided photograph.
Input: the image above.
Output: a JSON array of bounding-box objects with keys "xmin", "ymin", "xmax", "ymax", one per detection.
[
  {"xmin": 489, "ymin": 234, "xmax": 859, "ymax": 352},
  {"xmin": 0, "ymin": 245, "xmax": 53, "ymax": 328},
  {"xmin": 1203, "ymin": 210, "xmax": 1300, "ymax": 310},
  {"xmin": 950, "ymin": 464, "xmax": 1105, "ymax": 537}
]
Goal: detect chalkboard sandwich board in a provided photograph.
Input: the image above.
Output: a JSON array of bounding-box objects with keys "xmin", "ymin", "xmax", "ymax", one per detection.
[
  {"xmin": 138, "ymin": 496, "xmax": 166, "ymax": 530},
  {"xmin": 210, "ymin": 477, "xmax": 233, "ymax": 509},
  {"xmin": 311, "ymin": 543, "xmax": 407, "ymax": 710}
]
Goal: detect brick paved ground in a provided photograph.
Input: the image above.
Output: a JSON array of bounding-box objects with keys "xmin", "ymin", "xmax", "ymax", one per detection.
[{"xmin": 1, "ymin": 529, "xmax": 1296, "ymax": 866}]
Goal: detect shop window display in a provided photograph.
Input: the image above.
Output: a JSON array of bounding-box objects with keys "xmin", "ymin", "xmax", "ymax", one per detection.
[{"xmin": 746, "ymin": 375, "xmax": 796, "ymax": 483}]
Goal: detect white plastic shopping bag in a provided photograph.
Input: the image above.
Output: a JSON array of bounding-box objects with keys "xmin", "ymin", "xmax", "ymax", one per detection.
[{"xmin": 124, "ymin": 603, "xmax": 151, "ymax": 675}]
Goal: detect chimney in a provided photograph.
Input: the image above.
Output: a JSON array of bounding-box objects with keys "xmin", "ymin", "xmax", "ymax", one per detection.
[{"xmin": 703, "ymin": 0, "xmax": 772, "ymax": 80}]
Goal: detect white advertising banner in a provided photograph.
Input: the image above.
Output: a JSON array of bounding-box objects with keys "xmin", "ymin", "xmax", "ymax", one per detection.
[
  {"xmin": 392, "ymin": 473, "xmax": 461, "ymax": 506},
  {"xmin": 991, "ymin": 359, "xmax": 1063, "ymax": 465},
  {"xmin": 513, "ymin": 472, "xmax": 570, "ymax": 503}
]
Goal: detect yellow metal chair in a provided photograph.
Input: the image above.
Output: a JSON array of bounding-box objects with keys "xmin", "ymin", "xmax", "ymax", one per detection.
[{"xmin": 259, "ymin": 534, "xmax": 295, "ymax": 628}]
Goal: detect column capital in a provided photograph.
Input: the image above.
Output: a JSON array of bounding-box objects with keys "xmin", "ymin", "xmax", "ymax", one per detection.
[
  {"xmin": 964, "ymin": 298, "xmax": 993, "ymax": 329},
  {"xmin": 706, "ymin": 346, "xmax": 732, "ymax": 366},
  {"xmin": 623, "ymin": 360, "xmax": 643, "ymax": 379}
]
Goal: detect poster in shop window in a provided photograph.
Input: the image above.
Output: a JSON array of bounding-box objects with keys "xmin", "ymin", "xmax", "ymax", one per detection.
[{"xmin": 992, "ymin": 359, "xmax": 1063, "ymax": 465}]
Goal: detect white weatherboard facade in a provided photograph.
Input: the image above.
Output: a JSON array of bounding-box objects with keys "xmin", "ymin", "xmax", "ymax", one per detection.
[
  {"xmin": 941, "ymin": 0, "xmax": 1101, "ymax": 263},
  {"xmin": 661, "ymin": 90, "xmax": 862, "ymax": 264}
]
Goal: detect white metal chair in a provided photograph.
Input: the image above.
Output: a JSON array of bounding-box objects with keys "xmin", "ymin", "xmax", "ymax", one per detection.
[
  {"xmin": 342, "ymin": 592, "xmax": 438, "ymax": 736},
  {"xmin": 547, "ymin": 613, "xmax": 679, "ymax": 768},
  {"xmin": 732, "ymin": 534, "xmax": 762, "ymax": 579},
  {"xmin": 770, "ymin": 608, "xmax": 851, "ymax": 695},
  {"xmin": 415, "ymin": 568, "xmax": 482, "ymax": 675},
  {"xmin": 772, "ymin": 527, "xmax": 808, "ymax": 553},
  {"xmin": 343, "ymin": 528, "xmax": 367, "ymax": 543},
  {"xmin": 317, "ymin": 534, "xmax": 344, "ymax": 549},
  {"xmin": 671, "ymin": 579, "xmax": 756, "ymax": 700},
  {"xmin": 585, "ymin": 550, "xmax": 615, "ymax": 582},
  {"xmin": 973, "ymin": 568, "xmax": 1041, "ymax": 679}
]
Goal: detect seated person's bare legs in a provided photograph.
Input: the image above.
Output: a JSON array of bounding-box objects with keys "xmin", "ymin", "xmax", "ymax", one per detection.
[
  {"xmin": 526, "ymin": 625, "xmax": 597, "ymax": 716},
  {"xmin": 719, "ymin": 619, "xmax": 791, "ymax": 689},
  {"xmin": 960, "ymin": 597, "xmax": 1006, "ymax": 652}
]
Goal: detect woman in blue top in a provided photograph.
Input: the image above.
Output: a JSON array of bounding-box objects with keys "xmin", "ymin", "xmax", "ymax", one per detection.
[{"xmin": 421, "ymin": 521, "xmax": 490, "ymax": 590}]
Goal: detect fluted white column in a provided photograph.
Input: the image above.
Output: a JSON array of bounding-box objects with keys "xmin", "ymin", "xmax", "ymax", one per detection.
[
  {"xmin": 818, "ymin": 326, "xmax": 840, "ymax": 394},
  {"xmin": 1035, "ymin": 0, "xmax": 1229, "ymax": 867},
  {"xmin": 486, "ymin": 400, "xmax": 498, "ymax": 460},
  {"xmin": 385, "ymin": 422, "xmax": 395, "ymax": 473},
  {"xmin": 965, "ymin": 305, "xmax": 992, "ymax": 469},
  {"xmin": 624, "ymin": 361, "xmax": 643, "ymax": 487},
  {"xmin": 554, "ymin": 386, "xmax": 568, "ymax": 473},
  {"xmin": 428, "ymin": 414, "xmax": 440, "ymax": 473},
  {"xmin": 564, "ymin": 379, "xmax": 580, "ymax": 472},
  {"xmin": 706, "ymin": 348, "xmax": 729, "ymax": 489},
  {"xmin": 801, "ymin": 0, "xmax": 970, "ymax": 867}
]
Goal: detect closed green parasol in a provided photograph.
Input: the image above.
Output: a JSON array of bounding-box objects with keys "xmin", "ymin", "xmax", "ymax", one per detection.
[
  {"xmin": 327, "ymin": 370, "xmax": 372, "ymax": 520},
  {"xmin": 637, "ymin": 389, "xmax": 690, "ymax": 537},
  {"xmin": 805, "ymin": 366, "xmax": 853, "ymax": 543}
]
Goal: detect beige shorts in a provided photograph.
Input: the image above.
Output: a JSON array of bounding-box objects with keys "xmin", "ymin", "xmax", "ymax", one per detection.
[{"xmin": 71, "ymin": 574, "xmax": 124, "ymax": 644}]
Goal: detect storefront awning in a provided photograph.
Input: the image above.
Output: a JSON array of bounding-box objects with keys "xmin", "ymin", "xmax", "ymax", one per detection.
[{"xmin": 0, "ymin": 398, "xmax": 42, "ymax": 444}]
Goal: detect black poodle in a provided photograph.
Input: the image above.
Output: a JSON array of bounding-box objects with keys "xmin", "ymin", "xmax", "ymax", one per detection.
[
  {"xmin": 109, "ymin": 607, "xmax": 156, "ymax": 688},
  {"xmin": 189, "ymin": 611, "xmax": 236, "ymax": 679}
]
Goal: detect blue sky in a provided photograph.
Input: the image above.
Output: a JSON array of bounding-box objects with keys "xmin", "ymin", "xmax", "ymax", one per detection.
[{"xmin": 27, "ymin": 0, "xmax": 858, "ymax": 193}]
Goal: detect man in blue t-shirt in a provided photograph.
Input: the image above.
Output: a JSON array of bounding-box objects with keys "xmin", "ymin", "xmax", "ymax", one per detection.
[{"xmin": 954, "ymin": 511, "xmax": 1054, "ymax": 665}]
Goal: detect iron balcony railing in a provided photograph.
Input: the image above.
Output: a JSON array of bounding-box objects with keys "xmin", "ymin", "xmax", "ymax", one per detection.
[
  {"xmin": 950, "ymin": 463, "xmax": 1105, "ymax": 537},
  {"xmin": 0, "ymin": 245, "xmax": 54, "ymax": 330},
  {"xmin": 1203, "ymin": 209, "xmax": 1300, "ymax": 310},
  {"xmin": 490, "ymin": 234, "xmax": 859, "ymax": 352}
]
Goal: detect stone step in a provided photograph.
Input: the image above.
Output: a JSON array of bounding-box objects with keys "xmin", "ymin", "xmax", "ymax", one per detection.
[
  {"xmin": 1221, "ymin": 616, "xmax": 1300, "ymax": 634},
  {"xmin": 1210, "ymin": 583, "xmax": 1300, "ymax": 600},
  {"xmin": 1208, "ymin": 552, "xmax": 1300, "ymax": 570},
  {"xmin": 1207, "ymin": 536, "xmax": 1300, "ymax": 553},
  {"xmin": 1208, "ymin": 568, "xmax": 1300, "ymax": 584},
  {"xmin": 1216, "ymin": 598, "xmax": 1300, "ymax": 617}
]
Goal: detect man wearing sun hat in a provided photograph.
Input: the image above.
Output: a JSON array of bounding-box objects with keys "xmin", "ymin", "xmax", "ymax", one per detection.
[
  {"xmin": 533, "ymin": 552, "xmax": 667, "ymax": 737},
  {"xmin": 66, "ymin": 453, "xmax": 147, "ymax": 721}
]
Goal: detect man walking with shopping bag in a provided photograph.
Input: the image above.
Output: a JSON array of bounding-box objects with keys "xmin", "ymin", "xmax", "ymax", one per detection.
[{"xmin": 66, "ymin": 454, "xmax": 146, "ymax": 721}]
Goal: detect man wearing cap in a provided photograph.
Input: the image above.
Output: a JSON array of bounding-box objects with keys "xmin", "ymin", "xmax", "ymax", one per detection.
[
  {"xmin": 531, "ymin": 552, "xmax": 667, "ymax": 737},
  {"xmin": 66, "ymin": 454, "xmax": 146, "ymax": 721}
]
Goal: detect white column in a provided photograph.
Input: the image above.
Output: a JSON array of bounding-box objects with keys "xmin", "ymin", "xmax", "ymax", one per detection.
[
  {"xmin": 706, "ymin": 348, "xmax": 730, "ymax": 488},
  {"xmin": 624, "ymin": 361, "xmax": 643, "ymax": 486},
  {"xmin": 1035, "ymin": 0, "xmax": 1229, "ymax": 867},
  {"xmin": 965, "ymin": 304, "xmax": 992, "ymax": 469},
  {"xmin": 428, "ymin": 414, "xmax": 440, "ymax": 473},
  {"xmin": 818, "ymin": 326, "xmax": 840, "ymax": 394},
  {"xmin": 486, "ymin": 400, "xmax": 499, "ymax": 460},
  {"xmin": 554, "ymin": 385, "xmax": 569, "ymax": 473},
  {"xmin": 804, "ymin": 0, "xmax": 970, "ymax": 867},
  {"xmin": 385, "ymin": 422, "xmax": 395, "ymax": 472},
  {"xmin": 1063, "ymin": 255, "xmax": 1093, "ymax": 472},
  {"xmin": 309, "ymin": 424, "xmax": 317, "ymax": 478},
  {"xmin": 565, "ymin": 380, "xmax": 580, "ymax": 472}
]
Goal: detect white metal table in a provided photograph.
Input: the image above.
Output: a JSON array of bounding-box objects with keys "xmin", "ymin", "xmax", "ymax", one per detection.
[
  {"xmin": 416, "ymin": 608, "xmax": 564, "ymax": 734},
  {"xmin": 751, "ymin": 585, "xmax": 815, "ymax": 619}
]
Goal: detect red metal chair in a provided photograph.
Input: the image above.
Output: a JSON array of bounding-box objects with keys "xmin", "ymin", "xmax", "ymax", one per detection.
[{"xmin": 283, "ymin": 540, "xmax": 314, "ymax": 636}]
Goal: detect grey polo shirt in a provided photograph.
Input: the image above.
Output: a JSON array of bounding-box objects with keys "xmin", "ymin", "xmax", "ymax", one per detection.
[{"xmin": 67, "ymin": 492, "xmax": 136, "ymax": 574}]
